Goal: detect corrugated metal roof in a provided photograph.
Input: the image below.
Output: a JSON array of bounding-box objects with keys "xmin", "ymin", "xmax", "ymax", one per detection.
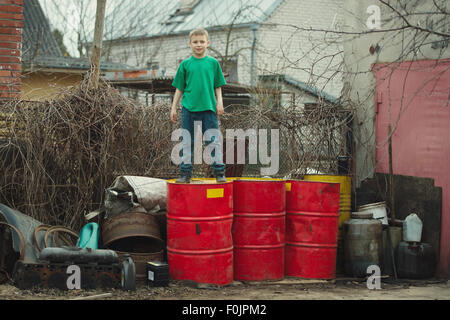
[
  {"xmin": 25, "ymin": 55, "xmax": 140, "ymax": 72},
  {"xmin": 22, "ymin": 0, "xmax": 62, "ymax": 61},
  {"xmin": 22, "ymin": 0, "xmax": 142, "ymax": 72},
  {"xmin": 283, "ymin": 75, "xmax": 339, "ymax": 104},
  {"xmin": 103, "ymin": 0, "xmax": 284, "ymax": 40}
]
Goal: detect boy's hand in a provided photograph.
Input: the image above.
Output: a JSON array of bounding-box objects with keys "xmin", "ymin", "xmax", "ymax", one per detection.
[
  {"xmin": 216, "ymin": 102, "xmax": 224, "ymax": 116},
  {"xmin": 170, "ymin": 107, "xmax": 177, "ymax": 123}
]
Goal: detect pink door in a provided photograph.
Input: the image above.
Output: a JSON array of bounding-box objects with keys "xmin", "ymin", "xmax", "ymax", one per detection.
[{"xmin": 374, "ymin": 59, "xmax": 450, "ymax": 278}]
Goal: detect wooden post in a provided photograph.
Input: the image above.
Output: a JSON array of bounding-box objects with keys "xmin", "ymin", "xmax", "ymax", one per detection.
[
  {"xmin": 90, "ymin": 0, "xmax": 107, "ymax": 89},
  {"xmin": 388, "ymin": 124, "xmax": 395, "ymax": 221}
]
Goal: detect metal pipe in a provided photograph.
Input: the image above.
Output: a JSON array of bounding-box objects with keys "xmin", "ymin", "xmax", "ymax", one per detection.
[{"xmin": 250, "ymin": 25, "xmax": 258, "ymax": 87}]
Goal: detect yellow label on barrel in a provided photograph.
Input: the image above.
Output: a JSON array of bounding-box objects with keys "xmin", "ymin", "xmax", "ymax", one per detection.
[
  {"xmin": 207, "ymin": 188, "xmax": 224, "ymax": 198},
  {"xmin": 286, "ymin": 183, "xmax": 291, "ymax": 192}
]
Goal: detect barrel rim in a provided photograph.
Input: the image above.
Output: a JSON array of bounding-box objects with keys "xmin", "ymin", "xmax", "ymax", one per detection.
[
  {"xmin": 286, "ymin": 179, "xmax": 341, "ymax": 184},
  {"xmin": 357, "ymin": 201, "xmax": 386, "ymax": 211},
  {"xmin": 167, "ymin": 178, "xmax": 233, "ymax": 184},
  {"xmin": 233, "ymin": 243, "xmax": 285, "ymax": 250},
  {"xmin": 286, "ymin": 211, "xmax": 339, "ymax": 217},
  {"xmin": 351, "ymin": 211, "xmax": 374, "ymax": 219},
  {"xmin": 167, "ymin": 214, "xmax": 233, "ymax": 222},
  {"xmin": 233, "ymin": 212, "xmax": 286, "ymax": 217},
  {"xmin": 286, "ymin": 242, "xmax": 338, "ymax": 248},
  {"xmin": 167, "ymin": 246, "xmax": 234, "ymax": 255},
  {"xmin": 303, "ymin": 174, "xmax": 352, "ymax": 177},
  {"xmin": 233, "ymin": 177, "xmax": 286, "ymax": 182}
]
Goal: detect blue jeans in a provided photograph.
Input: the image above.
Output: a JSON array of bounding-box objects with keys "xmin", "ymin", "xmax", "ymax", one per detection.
[{"xmin": 180, "ymin": 107, "xmax": 225, "ymax": 177}]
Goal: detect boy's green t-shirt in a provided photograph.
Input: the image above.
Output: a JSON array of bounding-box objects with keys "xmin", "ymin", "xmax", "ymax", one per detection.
[{"xmin": 172, "ymin": 55, "xmax": 226, "ymax": 113}]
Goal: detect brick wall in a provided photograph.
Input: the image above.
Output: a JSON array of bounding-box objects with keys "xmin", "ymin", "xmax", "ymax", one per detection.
[{"xmin": 0, "ymin": 0, "xmax": 23, "ymax": 101}]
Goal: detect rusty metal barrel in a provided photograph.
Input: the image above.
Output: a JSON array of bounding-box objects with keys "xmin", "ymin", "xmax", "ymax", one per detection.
[
  {"xmin": 167, "ymin": 179, "xmax": 233, "ymax": 285},
  {"xmin": 102, "ymin": 210, "xmax": 164, "ymax": 282},
  {"xmin": 285, "ymin": 180, "xmax": 340, "ymax": 279},
  {"xmin": 232, "ymin": 178, "xmax": 286, "ymax": 281}
]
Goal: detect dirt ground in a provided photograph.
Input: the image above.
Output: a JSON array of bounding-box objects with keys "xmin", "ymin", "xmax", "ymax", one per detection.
[{"xmin": 1, "ymin": 277, "xmax": 449, "ymax": 300}]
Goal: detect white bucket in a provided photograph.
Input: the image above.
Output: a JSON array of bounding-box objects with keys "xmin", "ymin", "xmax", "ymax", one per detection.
[
  {"xmin": 403, "ymin": 213, "xmax": 423, "ymax": 242},
  {"xmin": 357, "ymin": 201, "xmax": 389, "ymax": 225}
]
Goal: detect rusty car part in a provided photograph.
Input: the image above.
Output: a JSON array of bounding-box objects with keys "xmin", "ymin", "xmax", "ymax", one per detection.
[
  {"xmin": 0, "ymin": 221, "xmax": 26, "ymax": 261},
  {"xmin": 43, "ymin": 226, "xmax": 79, "ymax": 249},
  {"xmin": 33, "ymin": 224, "xmax": 51, "ymax": 252},
  {"xmin": 0, "ymin": 204, "xmax": 43, "ymax": 263},
  {"xmin": 12, "ymin": 260, "xmax": 122, "ymax": 290},
  {"xmin": 102, "ymin": 211, "xmax": 163, "ymax": 252},
  {"xmin": 39, "ymin": 246, "xmax": 119, "ymax": 265}
]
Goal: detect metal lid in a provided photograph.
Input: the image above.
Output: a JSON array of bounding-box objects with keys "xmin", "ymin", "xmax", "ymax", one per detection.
[{"xmin": 351, "ymin": 212, "xmax": 373, "ymax": 219}]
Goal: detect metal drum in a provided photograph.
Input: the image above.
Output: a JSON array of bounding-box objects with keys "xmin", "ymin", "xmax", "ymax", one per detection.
[
  {"xmin": 102, "ymin": 211, "xmax": 163, "ymax": 253},
  {"xmin": 232, "ymin": 178, "xmax": 286, "ymax": 281},
  {"xmin": 285, "ymin": 180, "xmax": 340, "ymax": 279},
  {"xmin": 343, "ymin": 212, "xmax": 382, "ymax": 277},
  {"xmin": 303, "ymin": 174, "xmax": 351, "ymax": 234},
  {"xmin": 167, "ymin": 179, "xmax": 233, "ymax": 285}
]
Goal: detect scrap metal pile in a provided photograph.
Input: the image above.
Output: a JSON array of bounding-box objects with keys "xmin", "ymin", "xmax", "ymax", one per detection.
[{"xmin": 0, "ymin": 175, "xmax": 168, "ymax": 291}]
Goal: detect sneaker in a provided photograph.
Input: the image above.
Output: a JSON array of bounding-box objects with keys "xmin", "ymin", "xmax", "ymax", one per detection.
[
  {"xmin": 215, "ymin": 173, "xmax": 226, "ymax": 183},
  {"xmin": 176, "ymin": 174, "xmax": 191, "ymax": 183}
]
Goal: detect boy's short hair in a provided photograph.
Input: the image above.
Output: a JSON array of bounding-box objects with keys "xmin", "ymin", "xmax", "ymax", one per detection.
[{"xmin": 189, "ymin": 27, "xmax": 209, "ymax": 41}]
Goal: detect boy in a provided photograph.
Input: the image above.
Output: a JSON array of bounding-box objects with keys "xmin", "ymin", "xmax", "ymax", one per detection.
[{"xmin": 170, "ymin": 27, "xmax": 227, "ymax": 183}]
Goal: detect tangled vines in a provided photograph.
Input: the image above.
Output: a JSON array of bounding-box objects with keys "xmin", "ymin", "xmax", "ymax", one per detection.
[{"xmin": 0, "ymin": 74, "xmax": 175, "ymax": 231}]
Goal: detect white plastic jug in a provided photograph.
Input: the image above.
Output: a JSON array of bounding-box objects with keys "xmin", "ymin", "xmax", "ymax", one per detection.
[{"xmin": 403, "ymin": 213, "xmax": 423, "ymax": 242}]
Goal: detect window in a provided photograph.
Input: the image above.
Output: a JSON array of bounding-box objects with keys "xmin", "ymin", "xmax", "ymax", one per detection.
[{"xmin": 147, "ymin": 61, "xmax": 159, "ymax": 70}]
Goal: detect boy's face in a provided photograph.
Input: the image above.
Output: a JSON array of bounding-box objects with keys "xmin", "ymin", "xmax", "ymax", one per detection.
[{"xmin": 189, "ymin": 34, "xmax": 210, "ymax": 58}]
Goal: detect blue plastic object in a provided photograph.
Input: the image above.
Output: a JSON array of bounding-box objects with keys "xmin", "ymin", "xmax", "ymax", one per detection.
[{"xmin": 77, "ymin": 222, "xmax": 100, "ymax": 249}]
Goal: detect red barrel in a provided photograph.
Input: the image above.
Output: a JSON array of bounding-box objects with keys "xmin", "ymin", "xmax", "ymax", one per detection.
[
  {"xmin": 285, "ymin": 180, "xmax": 340, "ymax": 279},
  {"xmin": 232, "ymin": 179, "xmax": 286, "ymax": 281},
  {"xmin": 167, "ymin": 180, "xmax": 233, "ymax": 285}
]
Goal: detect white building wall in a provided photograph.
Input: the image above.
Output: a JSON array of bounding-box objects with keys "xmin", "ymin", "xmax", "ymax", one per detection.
[
  {"xmin": 106, "ymin": 28, "xmax": 254, "ymax": 85},
  {"xmin": 257, "ymin": 0, "xmax": 345, "ymax": 98}
]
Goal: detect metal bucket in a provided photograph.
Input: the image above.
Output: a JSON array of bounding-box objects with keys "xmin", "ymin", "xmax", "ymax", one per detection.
[
  {"xmin": 357, "ymin": 201, "xmax": 388, "ymax": 225},
  {"xmin": 285, "ymin": 180, "xmax": 340, "ymax": 279},
  {"xmin": 167, "ymin": 179, "xmax": 233, "ymax": 285},
  {"xmin": 232, "ymin": 178, "xmax": 286, "ymax": 281}
]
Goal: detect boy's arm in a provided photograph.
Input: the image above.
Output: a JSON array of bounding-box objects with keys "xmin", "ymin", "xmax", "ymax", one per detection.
[
  {"xmin": 170, "ymin": 88, "xmax": 183, "ymax": 123},
  {"xmin": 215, "ymin": 86, "xmax": 224, "ymax": 116}
]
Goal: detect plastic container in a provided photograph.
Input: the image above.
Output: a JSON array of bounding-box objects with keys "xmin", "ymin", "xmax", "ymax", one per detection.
[
  {"xmin": 343, "ymin": 212, "xmax": 383, "ymax": 277},
  {"xmin": 396, "ymin": 241, "xmax": 435, "ymax": 279},
  {"xmin": 77, "ymin": 222, "xmax": 100, "ymax": 249},
  {"xmin": 402, "ymin": 213, "xmax": 423, "ymax": 242}
]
